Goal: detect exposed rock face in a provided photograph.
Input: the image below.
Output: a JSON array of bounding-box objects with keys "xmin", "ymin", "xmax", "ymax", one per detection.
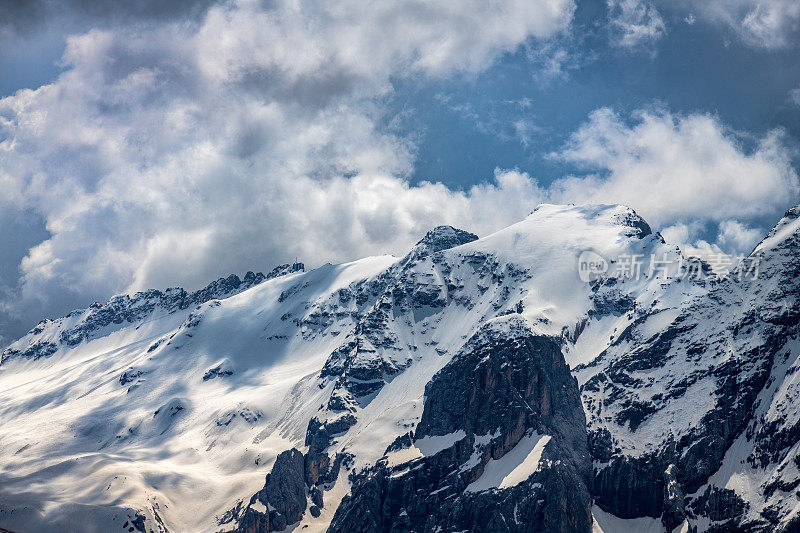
[
  {"xmin": 577, "ymin": 205, "xmax": 800, "ymax": 530},
  {"xmin": 328, "ymin": 317, "xmax": 592, "ymax": 533},
  {"xmin": 689, "ymin": 486, "xmax": 749, "ymax": 532},
  {"xmin": 310, "ymin": 224, "xmax": 511, "ymax": 459},
  {"xmin": 583, "ymin": 291, "xmax": 774, "ymax": 525},
  {"xmin": 229, "ymin": 225, "xmax": 497, "ymax": 533},
  {"xmin": 408, "ymin": 225, "xmax": 479, "ymax": 257},
  {"xmin": 662, "ymin": 464, "xmax": 687, "ymax": 531},
  {"xmin": 202, "ymin": 359, "xmax": 234, "ymax": 381},
  {"xmin": 234, "ymin": 417, "xmax": 350, "ymax": 531},
  {"xmin": 237, "ymin": 449, "xmax": 307, "ymax": 532}
]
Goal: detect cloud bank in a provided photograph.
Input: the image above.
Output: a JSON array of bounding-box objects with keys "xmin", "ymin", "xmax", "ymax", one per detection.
[
  {"xmin": 0, "ymin": 0, "xmax": 573, "ymax": 342},
  {"xmin": 696, "ymin": 0, "xmax": 800, "ymax": 49},
  {"xmin": 0, "ymin": 0, "xmax": 797, "ymax": 345},
  {"xmin": 552, "ymin": 107, "xmax": 798, "ymax": 227}
]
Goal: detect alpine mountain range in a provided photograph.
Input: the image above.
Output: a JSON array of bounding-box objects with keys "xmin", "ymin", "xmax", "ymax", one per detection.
[{"xmin": 3, "ymin": 203, "xmax": 800, "ymax": 532}]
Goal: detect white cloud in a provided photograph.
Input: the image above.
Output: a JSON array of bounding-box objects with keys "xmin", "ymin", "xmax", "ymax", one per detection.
[
  {"xmin": 1, "ymin": 0, "xmax": 797, "ymax": 347},
  {"xmin": 552, "ymin": 107, "xmax": 799, "ymax": 227},
  {"xmin": 607, "ymin": 0, "xmax": 666, "ymax": 47},
  {"xmin": 673, "ymin": 0, "xmax": 800, "ymax": 48},
  {"xmin": 660, "ymin": 218, "xmax": 763, "ymax": 274},
  {"xmin": 610, "ymin": 1, "xmax": 800, "ymax": 49},
  {"xmin": 0, "ymin": 0, "xmax": 571, "ymax": 335},
  {"xmin": 717, "ymin": 219, "xmax": 763, "ymax": 253},
  {"xmin": 661, "ymin": 222, "xmax": 728, "ymax": 271},
  {"xmin": 790, "ymin": 86, "xmax": 800, "ymax": 106}
]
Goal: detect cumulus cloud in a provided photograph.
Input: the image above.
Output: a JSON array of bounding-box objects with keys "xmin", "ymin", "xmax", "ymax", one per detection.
[
  {"xmin": 607, "ymin": 0, "xmax": 666, "ymax": 47},
  {"xmin": 1, "ymin": 0, "xmax": 797, "ymax": 348},
  {"xmin": 552, "ymin": 106, "xmax": 795, "ymax": 273},
  {"xmin": 660, "ymin": 222, "xmax": 727, "ymax": 271},
  {"xmin": 717, "ymin": 219, "xmax": 763, "ymax": 253},
  {"xmin": 0, "ymin": 0, "xmax": 571, "ymax": 342},
  {"xmin": 551, "ymin": 107, "xmax": 799, "ymax": 226},
  {"xmin": 661, "ymin": 219, "xmax": 764, "ymax": 273}
]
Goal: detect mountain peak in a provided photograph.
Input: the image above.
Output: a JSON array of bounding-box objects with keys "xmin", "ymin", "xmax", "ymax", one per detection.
[
  {"xmin": 529, "ymin": 203, "xmax": 652, "ymax": 239},
  {"xmin": 753, "ymin": 204, "xmax": 800, "ymax": 254},
  {"xmin": 412, "ymin": 225, "xmax": 478, "ymax": 255}
]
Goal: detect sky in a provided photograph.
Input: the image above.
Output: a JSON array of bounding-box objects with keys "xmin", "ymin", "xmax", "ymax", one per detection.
[{"xmin": 0, "ymin": 0, "xmax": 799, "ymax": 346}]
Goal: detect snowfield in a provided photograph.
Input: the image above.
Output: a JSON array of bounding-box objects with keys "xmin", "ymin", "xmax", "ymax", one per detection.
[{"xmin": 2, "ymin": 203, "xmax": 800, "ymax": 532}]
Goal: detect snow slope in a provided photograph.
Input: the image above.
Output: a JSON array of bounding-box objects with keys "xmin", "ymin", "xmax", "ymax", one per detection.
[{"xmin": 2, "ymin": 203, "xmax": 799, "ymax": 532}]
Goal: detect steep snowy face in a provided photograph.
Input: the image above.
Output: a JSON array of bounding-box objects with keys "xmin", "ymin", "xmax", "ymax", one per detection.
[
  {"xmin": 0, "ymin": 256, "xmax": 401, "ymax": 533},
  {"xmin": 0, "ymin": 203, "xmax": 666, "ymax": 533},
  {"xmin": 577, "ymin": 205, "xmax": 800, "ymax": 532}
]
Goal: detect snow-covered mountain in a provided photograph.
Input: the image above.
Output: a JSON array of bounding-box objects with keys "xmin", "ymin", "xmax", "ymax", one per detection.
[{"xmin": 1, "ymin": 204, "xmax": 799, "ymax": 532}]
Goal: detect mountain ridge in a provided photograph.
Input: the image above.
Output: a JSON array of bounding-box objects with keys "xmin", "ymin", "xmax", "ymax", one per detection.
[{"xmin": 2, "ymin": 203, "xmax": 800, "ymax": 532}]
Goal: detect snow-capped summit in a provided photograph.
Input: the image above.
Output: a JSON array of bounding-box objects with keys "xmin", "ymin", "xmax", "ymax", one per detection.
[
  {"xmin": 753, "ymin": 204, "xmax": 800, "ymax": 255},
  {"xmin": 530, "ymin": 202, "xmax": 652, "ymax": 239},
  {"xmin": 410, "ymin": 225, "xmax": 478, "ymax": 254},
  {"xmin": 2, "ymin": 203, "xmax": 800, "ymax": 532}
]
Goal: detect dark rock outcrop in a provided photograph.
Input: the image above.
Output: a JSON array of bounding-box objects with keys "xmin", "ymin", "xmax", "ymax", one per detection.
[
  {"xmin": 328, "ymin": 317, "xmax": 592, "ymax": 533},
  {"xmin": 237, "ymin": 449, "xmax": 307, "ymax": 532},
  {"xmin": 234, "ymin": 415, "xmax": 351, "ymax": 532},
  {"xmin": 662, "ymin": 464, "xmax": 687, "ymax": 531},
  {"xmin": 410, "ymin": 226, "xmax": 479, "ymax": 258}
]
